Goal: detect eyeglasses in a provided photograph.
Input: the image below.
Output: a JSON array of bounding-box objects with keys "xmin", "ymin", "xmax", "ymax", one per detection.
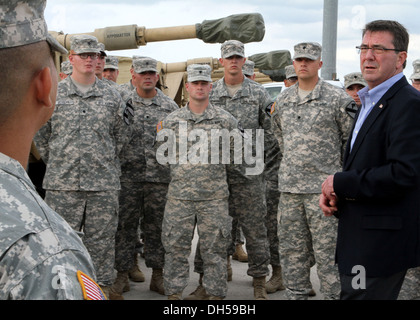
[
  {"xmin": 75, "ymin": 53, "xmax": 100, "ymax": 60},
  {"xmin": 356, "ymin": 46, "xmax": 404, "ymax": 55}
]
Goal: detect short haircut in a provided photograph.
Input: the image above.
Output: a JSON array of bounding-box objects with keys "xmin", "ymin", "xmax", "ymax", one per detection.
[
  {"xmin": 0, "ymin": 41, "xmax": 53, "ymax": 126},
  {"xmin": 363, "ymin": 20, "xmax": 409, "ymax": 68}
]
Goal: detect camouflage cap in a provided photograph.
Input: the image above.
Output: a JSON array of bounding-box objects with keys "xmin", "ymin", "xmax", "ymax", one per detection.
[
  {"xmin": 242, "ymin": 60, "xmax": 255, "ymax": 76},
  {"xmin": 344, "ymin": 72, "xmax": 367, "ymax": 89},
  {"xmin": 133, "ymin": 56, "xmax": 158, "ymax": 74},
  {"xmin": 98, "ymin": 42, "xmax": 107, "ymax": 57},
  {"xmin": 60, "ymin": 61, "xmax": 73, "ymax": 75},
  {"xmin": 104, "ymin": 56, "xmax": 119, "ymax": 70},
  {"xmin": 410, "ymin": 59, "xmax": 420, "ymax": 80},
  {"xmin": 0, "ymin": 0, "xmax": 67, "ymax": 53},
  {"xmin": 285, "ymin": 65, "xmax": 297, "ymax": 79},
  {"xmin": 293, "ymin": 42, "xmax": 322, "ymax": 61},
  {"xmin": 221, "ymin": 40, "xmax": 245, "ymax": 59},
  {"xmin": 187, "ymin": 64, "xmax": 212, "ymax": 82},
  {"xmin": 70, "ymin": 35, "xmax": 100, "ymax": 54}
]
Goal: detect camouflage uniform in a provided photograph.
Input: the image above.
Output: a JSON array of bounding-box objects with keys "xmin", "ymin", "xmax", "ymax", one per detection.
[
  {"xmin": 206, "ymin": 71, "xmax": 273, "ymax": 279},
  {"xmin": 0, "ymin": 0, "xmax": 100, "ymax": 300},
  {"xmin": 399, "ymin": 267, "xmax": 420, "ymax": 300},
  {"xmin": 271, "ymin": 44, "xmax": 354, "ymax": 299},
  {"xmin": 0, "ymin": 150, "xmax": 99, "ymax": 300},
  {"xmin": 115, "ymin": 58, "xmax": 178, "ymax": 273},
  {"xmin": 157, "ymin": 93, "xmax": 241, "ymax": 297},
  {"xmin": 117, "ymin": 80, "xmax": 135, "ymax": 103},
  {"xmin": 35, "ymin": 36, "xmax": 132, "ymax": 287},
  {"xmin": 264, "ymin": 132, "xmax": 281, "ymax": 268}
]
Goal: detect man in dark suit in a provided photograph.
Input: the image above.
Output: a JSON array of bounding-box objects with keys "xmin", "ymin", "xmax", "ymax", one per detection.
[{"xmin": 320, "ymin": 20, "xmax": 420, "ymax": 300}]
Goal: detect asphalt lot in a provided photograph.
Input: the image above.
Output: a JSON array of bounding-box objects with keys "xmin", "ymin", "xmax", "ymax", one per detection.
[{"xmin": 122, "ymin": 230, "xmax": 323, "ymax": 301}]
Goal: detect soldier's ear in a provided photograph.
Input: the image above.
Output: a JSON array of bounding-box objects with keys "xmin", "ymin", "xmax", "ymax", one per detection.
[{"xmin": 34, "ymin": 66, "xmax": 54, "ymax": 109}]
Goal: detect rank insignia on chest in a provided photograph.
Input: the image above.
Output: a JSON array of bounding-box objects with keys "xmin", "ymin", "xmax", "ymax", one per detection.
[
  {"xmin": 156, "ymin": 121, "xmax": 163, "ymax": 133},
  {"xmin": 77, "ymin": 271, "xmax": 107, "ymax": 300}
]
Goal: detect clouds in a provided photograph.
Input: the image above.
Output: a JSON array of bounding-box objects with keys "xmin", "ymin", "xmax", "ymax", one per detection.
[{"xmin": 45, "ymin": 0, "xmax": 420, "ymax": 81}]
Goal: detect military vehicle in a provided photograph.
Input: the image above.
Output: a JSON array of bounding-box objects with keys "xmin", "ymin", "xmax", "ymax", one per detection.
[
  {"xmin": 30, "ymin": 13, "xmax": 292, "ymax": 197},
  {"xmin": 50, "ymin": 13, "xmax": 292, "ymax": 106}
]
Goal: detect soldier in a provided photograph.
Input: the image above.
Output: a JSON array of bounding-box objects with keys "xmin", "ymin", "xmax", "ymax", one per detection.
[
  {"xmin": 271, "ymin": 42, "xmax": 354, "ymax": 300},
  {"xmin": 344, "ymin": 72, "xmax": 367, "ymax": 108},
  {"xmin": 409, "ymin": 59, "xmax": 420, "ymax": 91},
  {"xmin": 112, "ymin": 56, "xmax": 178, "ymax": 299},
  {"xmin": 117, "ymin": 55, "xmax": 140, "ymax": 103},
  {"xmin": 156, "ymin": 64, "xmax": 241, "ymax": 300},
  {"xmin": 242, "ymin": 57, "xmax": 284, "ymax": 293},
  {"xmin": 59, "ymin": 60, "xmax": 73, "ymax": 80},
  {"xmin": 242, "ymin": 59, "xmax": 256, "ymax": 81},
  {"xmin": 103, "ymin": 56, "xmax": 120, "ymax": 83},
  {"xmin": 284, "ymin": 65, "xmax": 298, "ymax": 88},
  {"xmin": 192, "ymin": 40, "xmax": 275, "ymax": 300},
  {"xmin": 34, "ymin": 34, "xmax": 132, "ymax": 298},
  {"xmin": 0, "ymin": 0, "xmax": 101, "ymax": 300},
  {"xmin": 94, "ymin": 42, "xmax": 118, "ymax": 88}
]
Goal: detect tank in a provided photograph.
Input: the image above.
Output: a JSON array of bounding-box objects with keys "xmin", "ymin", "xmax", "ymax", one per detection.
[
  {"xmin": 50, "ymin": 12, "xmax": 292, "ymax": 106},
  {"xmin": 50, "ymin": 13, "xmax": 265, "ymax": 70}
]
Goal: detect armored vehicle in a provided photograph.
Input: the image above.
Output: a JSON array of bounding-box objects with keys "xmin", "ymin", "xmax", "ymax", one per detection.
[{"xmin": 50, "ymin": 13, "xmax": 292, "ymax": 106}]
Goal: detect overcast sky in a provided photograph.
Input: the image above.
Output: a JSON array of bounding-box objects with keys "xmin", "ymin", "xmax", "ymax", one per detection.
[{"xmin": 45, "ymin": 0, "xmax": 420, "ymax": 82}]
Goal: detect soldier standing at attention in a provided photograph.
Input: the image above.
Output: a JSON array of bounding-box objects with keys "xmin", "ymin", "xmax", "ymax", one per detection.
[
  {"xmin": 35, "ymin": 34, "xmax": 132, "ymax": 298},
  {"xmin": 0, "ymin": 0, "xmax": 101, "ymax": 300},
  {"xmin": 193, "ymin": 40, "xmax": 275, "ymax": 300},
  {"xmin": 112, "ymin": 57, "xmax": 178, "ymax": 299},
  {"xmin": 157, "ymin": 64, "xmax": 241, "ymax": 300},
  {"xmin": 242, "ymin": 58, "xmax": 285, "ymax": 294},
  {"xmin": 94, "ymin": 43, "xmax": 119, "ymax": 88},
  {"xmin": 103, "ymin": 56, "xmax": 120, "ymax": 83},
  {"xmin": 271, "ymin": 42, "xmax": 354, "ymax": 300},
  {"xmin": 59, "ymin": 61, "xmax": 73, "ymax": 80},
  {"xmin": 284, "ymin": 65, "xmax": 298, "ymax": 88},
  {"xmin": 344, "ymin": 72, "xmax": 367, "ymax": 108}
]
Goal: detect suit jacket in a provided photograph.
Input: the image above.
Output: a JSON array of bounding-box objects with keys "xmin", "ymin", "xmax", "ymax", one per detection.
[{"xmin": 334, "ymin": 76, "xmax": 420, "ymax": 277}]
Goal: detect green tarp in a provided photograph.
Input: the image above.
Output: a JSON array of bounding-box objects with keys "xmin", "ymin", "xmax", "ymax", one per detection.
[
  {"xmin": 249, "ymin": 50, "xmax": 292, "ymax": 81},
  {"xmin": 196, "ymin": 13, "xmax": 265, "ymax": 44}
]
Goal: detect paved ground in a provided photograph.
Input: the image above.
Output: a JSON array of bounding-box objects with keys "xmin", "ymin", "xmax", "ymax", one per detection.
[{"xmin": 122, "ymin": 230, "xmax": 323, "ymax": 301}]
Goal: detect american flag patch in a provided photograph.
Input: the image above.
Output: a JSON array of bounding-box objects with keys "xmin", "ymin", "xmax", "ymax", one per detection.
[
  {"xmin": 77, "ymin": 271, "xmax": 107, "ymax": 300},
  {"xmin": 270, "ymin": 102, "xmax": 276, "ymax": 115}
]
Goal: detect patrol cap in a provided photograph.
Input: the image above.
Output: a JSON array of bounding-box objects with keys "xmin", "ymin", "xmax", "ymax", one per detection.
[
  {"xmin": 98, "ymin": 42, "xmax": 107, "ymax": 57},
  {"xmin": 285, "ymin": 65, "xmax": 297, "ymax": 79},
  {"xmin": 344, "ymin": 72, "xmax": 367, "ymax": 89},
  {"xmin": 0, "ymin": 0, "xmax": 67, "ymax": 54},
  {"xmin": 242, "ymin": 60, "xmax": 255, "ymax": 76},
  {"xmin": 410, "ymin": 59, "xmax": 420, "ymax": 80},
  {"xmin": 133, "ymin": 56, "xmax": 158, "ymax": 74},
  {"xmin": 187, "ymin": 64, "xmax": 212, "ymax": 82},
  {"xmin": 221, "ymin": 40, "xmax": 245, "ymax": 59},
  {"xmin": 70, "ymin": 35, "xmax": 100, "ymax": 55},
  {"xmin": 105, "ymin": 56, "xmax": 119, "ymax": 70},
  {"xmin": 60, "ymin": 61, "xmax": 73, "ymax": 75},
  {"xmin": 293, "ymin": 42, "xmax": 322, "ymax": 61}
]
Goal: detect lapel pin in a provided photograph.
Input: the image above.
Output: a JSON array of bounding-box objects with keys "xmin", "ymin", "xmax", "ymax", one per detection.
[{"xmin": 379, "ymin": 104, "xmax": 383, "ymax": 109}]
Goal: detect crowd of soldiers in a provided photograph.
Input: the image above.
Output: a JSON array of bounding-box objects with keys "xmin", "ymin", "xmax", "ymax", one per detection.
[{"xmin": 2, "ymin": 0, "xmax": 420, "ymax": 301}]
